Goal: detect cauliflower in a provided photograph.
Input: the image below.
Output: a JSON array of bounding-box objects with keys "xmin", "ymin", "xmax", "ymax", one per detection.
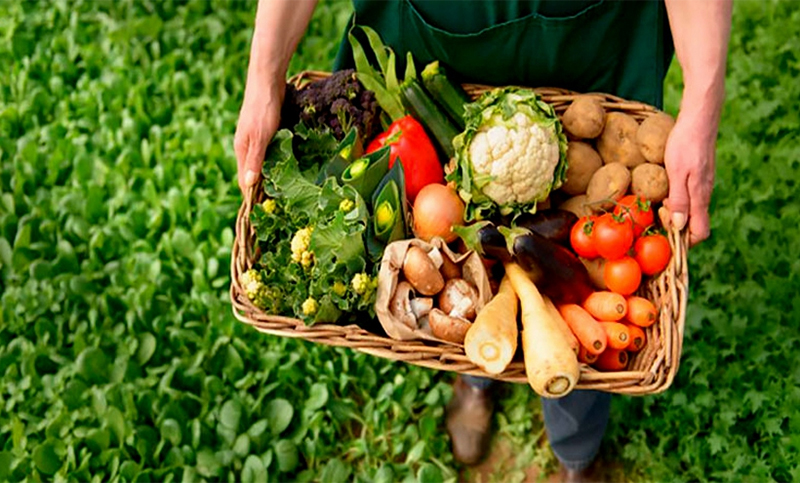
[
  {"xmin": 338, "ymin": 198, "xmax": 355, "ymax": 213},
  {"xmin": 290, "ymin": 227, "xmax": 314, "ymax": 267},
  {"xmin": 261, "ymin": 198, "xmax": 277, "ymax": 214},
  {"xmin": 450, "ymin": 87, "xmax": 568, "ymax": 220},
  {"xmin": 301, "ymin": 297, "xmax": 318, "ymax": 316},
  {"xmin": 239, "ymin": 269, "xmax": 276, "ymax": 311},
  {"xmin": 351, "ymin": 272, "xmax": 377, "ymax": 296}
]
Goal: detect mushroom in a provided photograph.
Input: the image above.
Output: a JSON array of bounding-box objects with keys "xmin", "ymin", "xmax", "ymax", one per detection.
[
  {"xmin": 410, "ymin": 297, "xmax": 433, "ymax": 319},
  {"xmin": 390, "ymin": 282, "xmax": 417, "ymax": 329},
  {"xmin": 438, "ymin": 279, "xmax": 480, "ymax": 320},
  {"xmin": 429, "ymin": 308, "xmax": 472, "ymax": 344},
  {"xmin": 439, "ymin": 255, "xmax": 462, "ymax": 280},
  {"xmin": 402, "ymin": 246, "xmax": 445, "ymax": 296}
]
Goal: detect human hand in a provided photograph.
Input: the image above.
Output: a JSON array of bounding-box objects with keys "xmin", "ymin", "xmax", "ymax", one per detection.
[
  {"xmin": 234, "ymin": 80, "xmax": 284, "ymax": 193},
  {"xmin": 663, "ymin": 112, "xmax": 718, "ymax": 246}
]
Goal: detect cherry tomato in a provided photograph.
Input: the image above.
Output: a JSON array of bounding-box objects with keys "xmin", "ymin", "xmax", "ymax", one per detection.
[
  {"xmin": 570, "ymin": 216, "xmax": 599, "ymax": 259},
  {"xmin": 614, "ymin": 195, "xmax": 654, "ymax": 238},
  {"xmin": 593, "ymin": 213, "xmax": 634, "ymax": 260},
  {"xmin": 604, "ymin": 256, "xmax": 642, "ymax": 295},
  {"xmin": 634, "ymin": 234, "xmax": 672, "ymax": 275}
]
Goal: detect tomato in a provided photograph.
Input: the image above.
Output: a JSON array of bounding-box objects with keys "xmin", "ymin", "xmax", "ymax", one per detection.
[
  {"xmin": 604, "ymin": 256, "xmax": 642, "ymax": 295},
  {"xmin": 570, "ymin": 216, "xmax": 599, "ymax": 259},
  {"xmin": 614, "ymin": 195, "xmax": 654, "ymax": 238},
  {"xmin": 634, "ymin": 234, "xmax": 672, "ymax": 275},
  {"xmin": 593, "ymin": 213, "xmax": 634, "ymax": 260}
]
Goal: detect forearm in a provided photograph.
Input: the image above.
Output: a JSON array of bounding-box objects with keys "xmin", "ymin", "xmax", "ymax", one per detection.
[
  {"xmin": 246, "ymin": 0, "xmax": 319, "ymax": 88},
  {"xmin": 664, "ymin": 0, "xmax": 732, "ymax": 135}
]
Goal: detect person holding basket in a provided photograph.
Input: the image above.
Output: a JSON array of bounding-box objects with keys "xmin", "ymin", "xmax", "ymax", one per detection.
[{"xmin": 234, "ymin": 0, "xmax": 732, "ymax": 479}]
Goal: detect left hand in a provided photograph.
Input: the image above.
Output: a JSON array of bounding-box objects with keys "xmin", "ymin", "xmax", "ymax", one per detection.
[{"xmin": 663, "ymin": 112, "xmax": 718, "ymax": 246}]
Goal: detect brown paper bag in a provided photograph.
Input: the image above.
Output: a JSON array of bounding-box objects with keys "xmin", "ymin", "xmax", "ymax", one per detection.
[{"xmin": 374, "ymin": 237, "xmax": 493, "ymax": 343}]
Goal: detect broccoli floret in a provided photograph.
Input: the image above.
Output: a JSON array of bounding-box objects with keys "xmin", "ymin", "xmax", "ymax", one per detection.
[
  {"xmin": 302, "ymin": 297, "xmax": 318, "ymax": 316},
  {"xmin": 282, "ymin": 69, "xmax": 382, "ymax": 143},
  {"xmin": 290, "ymin": 227, "xmax": 314, "ymax": 266}
]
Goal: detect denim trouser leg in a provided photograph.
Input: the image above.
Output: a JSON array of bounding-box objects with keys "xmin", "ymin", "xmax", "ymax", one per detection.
[
  {"xmin": 541, "ymin": 390, "xmax": 612, "ymax": 471},
  {"xmin": 460, "ymin": 374, "xmax": 496, "ymax": 391}
]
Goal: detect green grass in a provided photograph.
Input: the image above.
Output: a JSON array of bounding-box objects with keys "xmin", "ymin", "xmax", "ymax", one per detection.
[{"xmin": 1, "ymin": 0, "xmax": 799, "ymax": 481}]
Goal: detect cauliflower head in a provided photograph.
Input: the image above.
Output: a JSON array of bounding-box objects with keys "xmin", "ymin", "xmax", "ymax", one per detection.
[{"xmin": 450, "ymin": 88, "xmax": 568, "ymax": 220}]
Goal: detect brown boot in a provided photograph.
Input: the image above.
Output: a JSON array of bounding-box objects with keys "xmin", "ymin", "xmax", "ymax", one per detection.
[{"xmin": 445, "ymin": 375, "xmax": 494, "ymax": 465}]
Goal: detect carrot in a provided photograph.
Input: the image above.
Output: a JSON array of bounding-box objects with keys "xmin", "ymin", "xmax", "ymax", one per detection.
[
  {"xmin": 578, "ymin": 345, "xmax": 599, "ymax": 365},
  {"xmin": 556, "ymin": 304, "xmax": 607, "ymax": 356},
  {"xmin": 593, "ymin": 348, "xmax": 629, "ymax": 371},
  {"xmin": 505, "ymin": 263, "xmax": 580, "ymax": 398},
  {"xmin": 626, "ymin": 296, "xmax": 658, "ymax": 327},
  {"xmin": 623, "ymin": 322, "xmax": 646, "ymax": 352},
  {"xmin": 464, "ymin": 276, "xmax": 519, "ymax": 374},
  {"xmin": 582, "ymin": 291, "xmax": 627, "ymax": 321},
  {"xmin": 543, "ymin": 295, "xmax": 579, "ymax": 354},
  {"xmin": 600, "ymin": 321, "xmax": 631, "ymax": 350}
]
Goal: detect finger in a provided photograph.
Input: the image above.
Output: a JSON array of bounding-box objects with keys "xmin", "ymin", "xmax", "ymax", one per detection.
[
  {"xmin": 665, "ymin": 172, "xmax": 690, "ymax": 231},
  {"xmin": 688, "ymin": 209, "xmax": 710, "ymax": 246},
  {"xmin": 234, "ymin": 131, "xmax": 249, "ymax": 193},
  {"xmin": 243, "ymin": 133, "xmax": 267, "ymax": 190}
]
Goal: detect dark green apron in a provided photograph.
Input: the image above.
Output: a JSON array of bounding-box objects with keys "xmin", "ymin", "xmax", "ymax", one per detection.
[{"xmin": 333, "ymin": 0, "xmax": 674, "ymax": 108}]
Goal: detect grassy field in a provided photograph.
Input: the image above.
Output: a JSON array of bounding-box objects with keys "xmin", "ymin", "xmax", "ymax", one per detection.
[{"xmin": 1, "ymin": 0, "xmax": 799, "ymax": 481}]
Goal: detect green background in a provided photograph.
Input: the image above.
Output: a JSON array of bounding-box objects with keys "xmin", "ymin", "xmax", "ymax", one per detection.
[{"xmin": 1, "ymin": 0, "xmax": 799, "ymax": 481}]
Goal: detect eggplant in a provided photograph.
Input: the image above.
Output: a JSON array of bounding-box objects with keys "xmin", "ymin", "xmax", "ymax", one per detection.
[
  {"xmin": 451, "ymin": 221, "xmax": 512, "ymax": 263},
  {"xmin": 499, "ymin": 226, "xmax": 594, "ymax": 304},
  {"xmin": 513, "ymin": 209, "xmax": 578, "ymax": 246}
]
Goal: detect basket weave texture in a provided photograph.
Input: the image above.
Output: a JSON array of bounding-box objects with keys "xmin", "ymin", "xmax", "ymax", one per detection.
[{"xmin": 230, "ymin": 70, "xmax": 690, "ymax": 396}]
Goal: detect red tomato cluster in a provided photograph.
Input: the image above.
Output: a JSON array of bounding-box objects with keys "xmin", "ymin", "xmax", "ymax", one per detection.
[{"xmin": 569, "ymin": 195, "xmax": 671, "ymax": 296}]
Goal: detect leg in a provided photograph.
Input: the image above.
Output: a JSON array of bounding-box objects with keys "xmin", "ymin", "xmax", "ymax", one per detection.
[
  {"xmin": 446, "ymin": 375, "xmax": 496, "ymax": 465},
  {"xmin": 541, "ymin": 390, "xmax": 611, "ymax": 472}
]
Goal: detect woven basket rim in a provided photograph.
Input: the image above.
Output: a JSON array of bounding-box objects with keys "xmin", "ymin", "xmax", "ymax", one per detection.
[{"xmin": 230, "ymin": 70, "xmax": 689, "ymax": 396}]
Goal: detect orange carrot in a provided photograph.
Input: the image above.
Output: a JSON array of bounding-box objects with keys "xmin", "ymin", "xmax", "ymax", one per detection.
[
  {"xmin": 557, "ymin": 304, "xmax": 607, "ymax": 355},
  {"xmin": 578, "ymin": 345, "xmax": 599, "ymax": 365},
  {"xmin": 600, "ymin": 321, "xmax": 631, "ymax": 350},
  {"xmin": 626, "ymin": 296, "xmax": 658, "ymax": 327},
  {"xmin": 582, "ymin": 291, "xmax": 627, "ymax": 321},
  {"xmin": 593, "ymin": 348, "xmax": 629, "ymax": 371},
  {"xmin": 623, "ymin": 323, "xmax": 646, "ymax": 352}
]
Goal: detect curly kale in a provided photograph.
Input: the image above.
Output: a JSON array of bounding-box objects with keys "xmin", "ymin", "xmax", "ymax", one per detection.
[{"xmin": 280, "ymin": 69, "xmax": 382, "ymax": 142}]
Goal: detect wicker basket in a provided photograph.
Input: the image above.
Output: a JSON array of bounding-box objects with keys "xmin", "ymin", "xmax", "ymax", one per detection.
[{"xmin": 230, "ymin": 71, "xmax": 689, "ymax": 396}]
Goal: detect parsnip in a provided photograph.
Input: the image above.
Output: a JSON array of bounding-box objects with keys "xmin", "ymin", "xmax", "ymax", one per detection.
[
  {"xmin": 504, "ymin": 263, "xmax": 580, "ymax": 398},
  {"xmin": 464, "ymin": 276, "xmax": 519, "ymax": 374}
]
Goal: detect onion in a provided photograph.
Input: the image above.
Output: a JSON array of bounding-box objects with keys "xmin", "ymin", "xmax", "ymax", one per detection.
[{"xmin": 412, "ymin": 183, "xmax": 465, "ymax": 243}]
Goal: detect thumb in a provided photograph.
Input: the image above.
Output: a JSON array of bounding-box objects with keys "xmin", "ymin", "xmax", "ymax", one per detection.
[{"xmin": 665, "ymin": 174, "xmax": 690, "ymax": 231}]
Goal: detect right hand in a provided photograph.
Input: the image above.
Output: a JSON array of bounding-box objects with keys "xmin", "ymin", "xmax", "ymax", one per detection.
[{"xmin": 234, "ymin": 81, "xmax": 284, "ymax": 193}]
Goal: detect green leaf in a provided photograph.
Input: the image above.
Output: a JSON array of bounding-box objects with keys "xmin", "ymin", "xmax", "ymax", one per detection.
[
  {"xmin": 417, "ymin": 463, "xmax": 443, "ymax": 483},
  {"xmin": 320, "ymin": 458, "xmax": 352, "ymax": 483},
  {"xmin": 0, "ymin": 452, "xmax": 12, "ymax": 482},
  {"xmin": 160, "ymin": 419, "xmax": 182, "ymax": 447},
  {"xmin": 266, "ymin": 399, "xmax": 294, "ymax": 435},
  {"xmin": 220, "ymin": 399, "xmax": 243, "ymax": 431},
  {"xmin": 76, "ymin": 347, "xmax": 109, "ymax": 385},
  {"xmin": 106, "ymin": 406, "xmax": 126, "ymax": 445},
  {"xmin": 273, "ymin": 439, "xmax": 299, "ymax": 473},
  {"xmin": 374, "ymin": 464, "xmax": 395, "ymax": 483},
  {"xmin": 136, "ymin": 333, "xmax": 157, "ymax": 366},
  {"xmin": 305, "ymin": 383, "xmax": 329, "ymax": 412},
  {"xmin": 33, "ymin": 440, "xmax": 65, "ymax": 475},
  {"xmin": 196, "ymin": 449, "xmax": 221, "ymax": 478},
  {"xmin": 405, "ymin": 440, "xmax": 426, "ymax": 464},
  {"xmin": 241, "ymin": 455, "xmax": 267, "ymax": 483}
]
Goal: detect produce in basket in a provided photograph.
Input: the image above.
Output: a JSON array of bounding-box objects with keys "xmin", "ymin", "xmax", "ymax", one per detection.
[{"xmin": 449, "ymin": 87, "xmax": 568, "ymax": 220}]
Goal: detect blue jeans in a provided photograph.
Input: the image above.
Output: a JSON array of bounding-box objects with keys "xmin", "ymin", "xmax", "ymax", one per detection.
[{"xmin": 461, "ymin": 375, "xmax": 611, "ymax": 471}]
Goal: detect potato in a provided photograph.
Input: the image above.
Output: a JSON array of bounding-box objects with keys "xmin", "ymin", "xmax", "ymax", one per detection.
[
  {"xmin": 562, "ymin": 141, "xmax": 603, "ymax": 195},
  {"xmin": 562, "ymin": 96, "xmax": 606, "ymax": 139},
  {"xmin": 631, "ymin": 163, "xmax": 669, "ymax": 203},
  {"xmin": 597, "ymin": 112, "xmax": 646, "ymax": 168},
  {"xmin": 586, "ymin": 162, "xmax": 631, "ymax": 210},
  {"xmin": 637, "ymin": 112, "xmax": 675, "ymax": 164},
  {"xmin": 558, "ymin": 194, "xmax": 593, "ymax": 218}
]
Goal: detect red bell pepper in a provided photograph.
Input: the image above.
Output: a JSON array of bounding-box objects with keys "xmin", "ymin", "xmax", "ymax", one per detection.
[{"xmin": 365, "ymin": 115, "xmax": 444, "ymax": 203}]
